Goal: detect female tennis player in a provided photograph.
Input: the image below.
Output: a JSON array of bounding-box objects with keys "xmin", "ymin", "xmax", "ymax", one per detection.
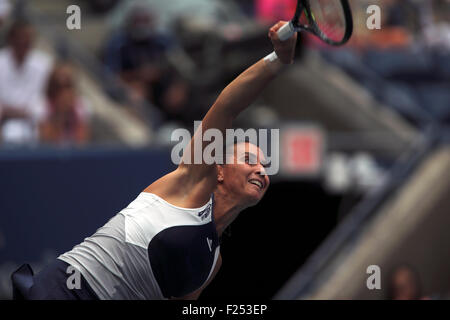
[{"xmin": 11, "ymin": 21, "xmax": 297, "ymax": 300}]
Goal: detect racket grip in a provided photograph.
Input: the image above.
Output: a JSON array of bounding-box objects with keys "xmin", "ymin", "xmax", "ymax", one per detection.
[{"xmin": 277, "ymin": 22, "xmax": 295, "ymax": 41}]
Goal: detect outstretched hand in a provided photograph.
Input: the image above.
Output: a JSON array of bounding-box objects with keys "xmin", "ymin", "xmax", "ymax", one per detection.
[{"xmin": 268, "ymin": 21, "xmax": 297, "ymax": 64}]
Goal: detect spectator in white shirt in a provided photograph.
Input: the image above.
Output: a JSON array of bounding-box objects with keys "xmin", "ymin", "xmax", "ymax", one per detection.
[{"xmin": 0, "ymin": 19, "xmax": 53, "ymax": 145}]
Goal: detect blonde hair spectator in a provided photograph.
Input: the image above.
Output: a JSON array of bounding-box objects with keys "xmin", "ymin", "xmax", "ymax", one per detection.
[{"xmin": 40, "ymin": 63, "xmax": 91, "ymax": 146}]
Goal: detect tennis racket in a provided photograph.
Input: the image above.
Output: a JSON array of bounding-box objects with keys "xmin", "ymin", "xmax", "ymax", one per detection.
[{"xmin": 277, "ymin": 0, "xmax": 353, "ymax": 46}]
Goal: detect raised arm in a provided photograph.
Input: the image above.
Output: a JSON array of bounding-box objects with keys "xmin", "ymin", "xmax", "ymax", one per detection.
[
  {"xmin": 145, "ymin": 22, "xmax": 297, "ymax": 207},
  {"xmin": 203, "ymin": 23, "xmax": 296, "ymax": 122}
]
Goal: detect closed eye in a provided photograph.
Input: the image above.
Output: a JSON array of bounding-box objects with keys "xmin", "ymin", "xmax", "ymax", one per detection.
[
  {"xmin": 243, "ymin": 153, "xmax": 269, "ymax": 168},
  {"xmin": 261, "ymin": 161, "xmax": 270, "ymax": 168},
  {"xmin": 243, "ymin": 153, "xmax": 258, "ymax": 165}
]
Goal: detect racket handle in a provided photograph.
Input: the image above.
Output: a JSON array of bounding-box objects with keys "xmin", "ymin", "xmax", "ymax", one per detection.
[{"xmin": 277, "ymin": 22, "xmax": 295, "ymax": 41}]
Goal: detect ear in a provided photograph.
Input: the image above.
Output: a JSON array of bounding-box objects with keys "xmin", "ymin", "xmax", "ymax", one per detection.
[{"xmin": 217, "ymin": 165, "xmax": 224, "ymax": 183}]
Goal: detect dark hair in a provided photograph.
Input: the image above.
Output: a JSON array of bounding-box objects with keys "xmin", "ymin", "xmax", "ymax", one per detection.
[
  {"xmin": 46, "ymin": 62, "xmax": 76, "ymax": 100},
  {"xmin": 7, "ymin": 18, "xmax": 33, "ymax": 43},
  {"xmin": 386, "ymin": 264, "xmax": 423, "ymax": 300},
  {"xmin": 221, "ymin": 136, "xmax": 253, "ymax": 164}
]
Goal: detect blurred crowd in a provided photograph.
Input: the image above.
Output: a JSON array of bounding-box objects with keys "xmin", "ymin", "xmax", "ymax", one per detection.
[
  {"xmin": 320, "ymin": 0, "xmax": 450, "ymax": 126},
  {"xmin": 0, "ymin": 17, "xmax": 90, "ymax": 146},
  {"xmin": 0, "ymin": 0, "xmax": 449, "ymax": 148},
  {"xmin": 386, "ymin": 264, "xmax": 450, "ymax": 300},
  {"xmin": 102, "ymin": 3, "xmax": 193, "ymax": 127}
]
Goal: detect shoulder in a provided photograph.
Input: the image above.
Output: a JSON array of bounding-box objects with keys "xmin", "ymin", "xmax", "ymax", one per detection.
[
  {"xmin": 144, "ymin": 167, "xmax": 191, "ymax": 203},
  {"xmin": 29, "ymin": 49, "xmax": 50, "ymax": 61},
  {"xmin": 29, "ymin": 50, "xmax": 53, "ymax": 71}
]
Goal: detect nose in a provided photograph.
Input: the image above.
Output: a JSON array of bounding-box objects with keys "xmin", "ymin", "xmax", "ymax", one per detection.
[
  {"xmin": 256, "ymin": 164, "xmax": 267, "ymax": 176},
  {"xmin": 256, "ymin": 166, "xmax": 270, "ymax": 188}
]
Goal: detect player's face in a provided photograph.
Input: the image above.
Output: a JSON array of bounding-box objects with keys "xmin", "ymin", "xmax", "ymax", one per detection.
[{"xmin": 221, "ymin": 142, "xmax": 270, "ymax": 207}]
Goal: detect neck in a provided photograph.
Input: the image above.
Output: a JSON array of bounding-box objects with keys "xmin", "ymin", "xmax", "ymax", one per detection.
[{"xmin": 212, "ymin": 187, "xmax": 246, "ymax": 237}]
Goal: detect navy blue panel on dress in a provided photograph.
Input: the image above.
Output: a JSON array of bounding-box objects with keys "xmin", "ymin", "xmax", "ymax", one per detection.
[{"xmin": 147, "ymin": 221, "xmax": 219, "ymax": 298}]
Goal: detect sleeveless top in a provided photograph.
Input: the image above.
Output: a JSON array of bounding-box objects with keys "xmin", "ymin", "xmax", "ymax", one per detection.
[{"xmin": 58, "ymin": 192, "xmax": 220, "ymax": 299}]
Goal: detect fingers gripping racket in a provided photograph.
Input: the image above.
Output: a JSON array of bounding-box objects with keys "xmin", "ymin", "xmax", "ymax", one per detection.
[{"xmin": 277, "ymin": 0, "xmax": 353, "ymax": 46}]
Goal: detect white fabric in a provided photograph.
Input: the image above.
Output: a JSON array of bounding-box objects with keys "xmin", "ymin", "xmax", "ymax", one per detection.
[
  {"xmin": 124, "ymin": 192, "xmax": 212, "ymax": 249},
  {"xmin": 0, "ymin": 48, "xmax": 53, "ymax": 144},
  {"xmin": 264, "ymin": 51, "xmax": 278, "ymax": 63},
  {"xmin": 59, "ymin": 192, "xmax": 219, "ymax": 300}
]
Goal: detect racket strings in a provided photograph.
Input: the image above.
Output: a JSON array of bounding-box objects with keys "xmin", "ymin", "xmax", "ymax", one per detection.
[
  {"xmin": 298, "ymin": 10, "xmax": 309, "ymax": 26},
  {"xmin": 316, "ymin": 21, "xmax": 344, "ymax": 41},
  {"xmin": 309, "ymin": 0, "xmax": 347, "ymax": 42}
]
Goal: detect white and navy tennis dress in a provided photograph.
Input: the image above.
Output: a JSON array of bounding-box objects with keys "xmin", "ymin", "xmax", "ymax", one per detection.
[{"xmin": 12, "ymin": 192, "xmax": 220, "ymax": 300}]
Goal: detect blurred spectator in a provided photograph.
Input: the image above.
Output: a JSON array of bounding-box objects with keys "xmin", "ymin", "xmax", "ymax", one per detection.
[
  {"xmin": 385, "ymin": 0, "xmax": 420, "ymax": 31},
  {"xmin": 40, "ymin": 63, "xmax": 91, "ymax": 146},
  {"xmin": 387, "ymin": 265, "xmax": 431, "ymax": 300},
  {"xmin": 420, "ymin": 0, "xmax": 450, "ymax": 52},
  {"xmin": 0, "ymin": 19, "xmax": 53, "ymax": 145},
  {"xmin": 0, "ymin": 0, "xmax": 10, "ymax": 28},
  {"xmin": 103, "ymin": 3, "xmax": 191, "ymax": 125},
  {"xmin": 234, "ymin": 0, "xmax": 256, "ymax": 17},
  {"xmin": 328, "ymin": 1, "xmax": 450, "ymax": 124},
  {"xmin": 344, "ymin": 0, "xmax": 415, "ymax": 51}
]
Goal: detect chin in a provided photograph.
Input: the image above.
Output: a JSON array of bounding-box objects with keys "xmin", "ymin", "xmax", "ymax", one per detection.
[{"xmin": 245, "ymin": 193, "xmax": 263, "ymax": 207}]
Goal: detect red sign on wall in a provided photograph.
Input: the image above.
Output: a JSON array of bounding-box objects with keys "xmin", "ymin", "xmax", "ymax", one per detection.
[{"xmin": 281, "ymin": 125, "xmax": 325, "ymax": 176}]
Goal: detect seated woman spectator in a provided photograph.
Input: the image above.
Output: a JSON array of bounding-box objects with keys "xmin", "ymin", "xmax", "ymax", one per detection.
[{"xmin": 39, "ymin": 63, "xmax": 91, "ymax": 146}]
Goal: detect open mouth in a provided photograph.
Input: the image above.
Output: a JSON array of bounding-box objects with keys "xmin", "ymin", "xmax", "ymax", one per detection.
[{"xmin": 249, "ymin": 179, "xmax": 264, "ymax": 190}]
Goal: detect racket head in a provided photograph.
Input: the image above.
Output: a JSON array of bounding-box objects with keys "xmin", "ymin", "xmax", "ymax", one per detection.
[{"xmin": 291, "ymin": 0, "xmax": 353, "ymax": 46}]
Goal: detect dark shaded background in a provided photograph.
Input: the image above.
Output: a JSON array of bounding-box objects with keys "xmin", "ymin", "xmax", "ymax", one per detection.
[{"xmin": 203, "ymin": 181, "xmax": 342, "ymax": 299}]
